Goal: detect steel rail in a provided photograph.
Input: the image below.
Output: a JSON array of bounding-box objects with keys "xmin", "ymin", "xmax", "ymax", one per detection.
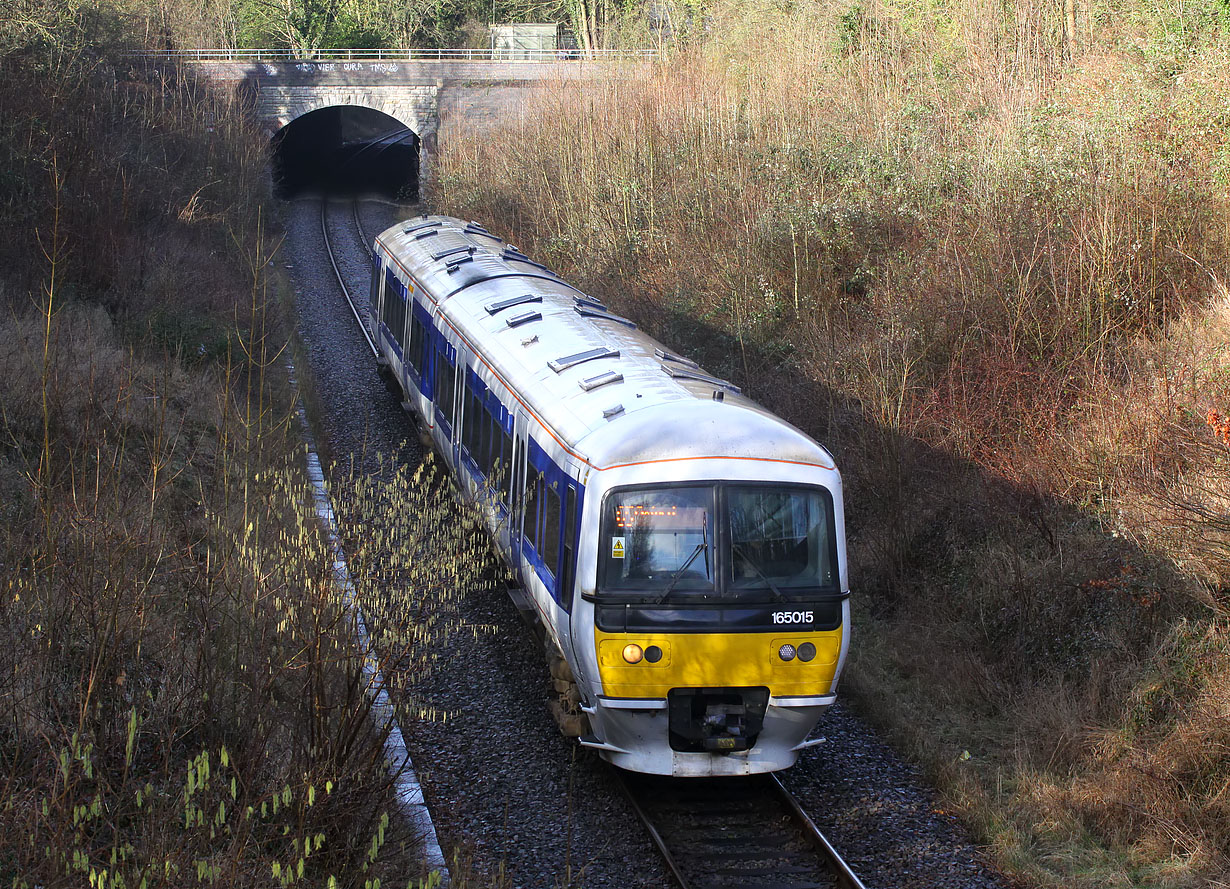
[
  {"xmin": 614, "ymin": 770, "xmax": 693, "ymax": 889},
  {"xmin": 770, "ymin": 773, "xmax": 868, "ymax": 889},
  {"xmin": 352, "ymin": 200, "xmax": 369, "ymax": 259},
  {"xmin": 319, "ymin": 198, "xmax": 379, "ymax": 359},
  {"xmin": 618, "ymin": 770, "xmax": 868, "ymax": 889}
]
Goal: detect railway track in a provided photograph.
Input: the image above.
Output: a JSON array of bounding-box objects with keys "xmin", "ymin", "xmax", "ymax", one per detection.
[
  {"xmin": 318, "ymin": 125, "xmax": 417, "ymax": 351},
  {"xmin": 320, "ymin": 196, "xmax": 378, "ymax": 358},
  {"xmin": 620, "ymin": 771, "xmax": 867, "ymax": 889}
]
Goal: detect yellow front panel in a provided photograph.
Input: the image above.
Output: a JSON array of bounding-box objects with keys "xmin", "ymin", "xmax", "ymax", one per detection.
[{"xmin": 596, "ymin": 628, "xmax": 843, "ymax": 698}]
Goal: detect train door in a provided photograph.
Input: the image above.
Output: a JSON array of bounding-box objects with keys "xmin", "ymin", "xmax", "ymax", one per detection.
[
  {"xmin": 368, "ymin": 248, "xmax": 383, "ymax": 346},
  {"xmin": 509, "ymin": 407, "xmax": 530, "ymax": 585},
  {"xmin": 429, "ymin": 325, "xmax": 459, "ymax": 469}
]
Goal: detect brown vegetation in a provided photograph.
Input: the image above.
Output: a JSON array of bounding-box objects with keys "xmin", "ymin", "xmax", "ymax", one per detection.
[
  {"xmin": 0, "ymin": 9, "xmax": 488, "ymax": 886},
  {"xmin": 434, "ymin": 1, "xmax": 1230, "ymax": 883}
]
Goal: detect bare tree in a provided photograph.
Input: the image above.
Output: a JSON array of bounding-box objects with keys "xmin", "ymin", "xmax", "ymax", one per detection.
[{"xmin": 242, "ymin": 0, "xmax": 342, "ymax": 51}]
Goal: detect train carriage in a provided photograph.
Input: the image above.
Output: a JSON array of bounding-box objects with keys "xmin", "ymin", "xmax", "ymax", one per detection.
[{"xmin": 369, "ymin": 215, "xmax": 850, "ymax": 776}]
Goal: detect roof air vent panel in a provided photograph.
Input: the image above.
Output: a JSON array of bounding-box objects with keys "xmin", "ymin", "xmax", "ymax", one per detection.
[
  {"xmin": 579, "ymin": 370, "xmax": 624, "ymax": 392},
  {"xmin": 506, "ymin": 310, "xmax": 542, "ymax": 328},
  {"xmin": 574, "ymin": 305, "xmax": 637, "ymax": 329},
  {"xmin": 549, "ymin": 347, "xmax": 620, "ymax": 373},
  {"xmin": 662, "ymin": 364, "xmax": 741, "ymax": 393},
  {"xmin": 487, "ymin": 293, "xmax": 542, "ymax": 315},
  {"xmin": 655, "ymin": 348, "xmax": 700, "ymax": 369}
]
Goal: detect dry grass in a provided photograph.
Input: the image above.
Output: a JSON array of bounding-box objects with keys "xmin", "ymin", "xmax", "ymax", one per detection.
[
  {"xmin": 434, "ymin": 0, "xmax": 1230, "ymax": 883},
  {"xmin": 0, "ymin": 16, "xmax": 497, "ymax": 886}
]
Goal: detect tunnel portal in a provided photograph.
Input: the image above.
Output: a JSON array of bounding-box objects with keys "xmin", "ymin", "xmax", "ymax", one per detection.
[{"xmin": 271, "ymin": 106, "xmax": 419, "ymax": 199}]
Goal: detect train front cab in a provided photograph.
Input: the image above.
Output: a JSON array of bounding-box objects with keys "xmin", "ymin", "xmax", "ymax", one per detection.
[{"xmin": 574, "ymin": 462, "xmax": 849, "ymax": 777}]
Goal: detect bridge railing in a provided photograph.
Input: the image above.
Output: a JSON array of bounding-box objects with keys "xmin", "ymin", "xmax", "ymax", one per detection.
[{"xmin": 138, "ymin": 48, "xmax": 659, "ymax": 62}]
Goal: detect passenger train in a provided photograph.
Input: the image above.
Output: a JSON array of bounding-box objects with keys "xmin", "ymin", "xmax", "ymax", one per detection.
[{"xmin": 368, "ymin": 215, "xmax": 849, "ymax": 776}]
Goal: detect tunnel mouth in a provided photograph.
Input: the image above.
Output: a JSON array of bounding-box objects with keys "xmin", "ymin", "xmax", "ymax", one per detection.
[{"xmin": 271, "ymin": 106, "xmax": 419, "ymax": 199}]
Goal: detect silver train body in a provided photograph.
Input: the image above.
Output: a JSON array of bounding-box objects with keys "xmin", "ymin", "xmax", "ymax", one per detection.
[{"xmin": 368, "ymin": 216, "xmax": 849, "ymax": 777}]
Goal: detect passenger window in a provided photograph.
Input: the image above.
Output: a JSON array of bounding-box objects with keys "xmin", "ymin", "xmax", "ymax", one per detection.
[
  {"xmin": 482, "ymin": 407, "xmax": 496, "ymax": 478},
  {"xmin": 408, "ymin": 313, "xmax": 428, "ymax": 376},
  {"xmin": 381, "ymin": 272, "xmax": 406, "ymax": 351},
  {"xmin": 511, "ymin": 437, "xmax": 524, "ymax": 516},
  {"xmin": 562, "ymin": 486, "xmax": 576, "ymax": 599},
  {"xmin": 475, "ymin": 401, "xmax": 488, "ymax": 472},
  {"xmin": 463, "ymin": 385, "xmax": 478, "ymax": 461},
  {"xmin": 542, "ymin": 483, "xmax": 561, "ymax": 577},
  {"xmin": 498, "ymin": 426, "xmax": 512, "ymax": 497},
  {"xmin": 370, "ymin": 255, "xmax": 382, "ymax": 313},
  {"xmin": 525, "ymin": 469, "xmax": 542, "ymax": 551},
  {"xmin": 434, "ymin": 350, "xmax": 455, "ymax": 426},
  {"xmin": 382, "ymin": 269, "xmax": 398, "ymax": 331}
]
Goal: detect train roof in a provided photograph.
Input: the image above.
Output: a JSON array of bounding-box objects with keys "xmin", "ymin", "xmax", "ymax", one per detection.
[{"xmin": 375, "ymin": 216, "xmax": 836, "ymax": 475}]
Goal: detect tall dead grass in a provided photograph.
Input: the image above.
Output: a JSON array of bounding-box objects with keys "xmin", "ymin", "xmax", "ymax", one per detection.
[
  {"xmin": 0, "ymin": 18, "xmax": 489, "ymax": 885},
  {"xmin": 436, "ymin": 0, "xmax": 1230, "ymax": 883}
]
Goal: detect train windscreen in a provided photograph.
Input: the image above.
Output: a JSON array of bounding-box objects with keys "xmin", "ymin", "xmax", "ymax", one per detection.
[
  {"xmin": 598, "ymin": 483, "xmax": 837, "ymax": 601},
  {"xmin": 726, "ymin": 486, "xmax": 836, "ymax": 593},
  {"xmin": 601, "ymin": 487, "xmax": 716, "ymax": 594}
]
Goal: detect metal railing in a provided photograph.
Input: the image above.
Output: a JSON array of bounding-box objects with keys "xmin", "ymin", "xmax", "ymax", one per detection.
[{"xmin": 137, "ymin": 47, "xmax": 659, "ymax": 62}]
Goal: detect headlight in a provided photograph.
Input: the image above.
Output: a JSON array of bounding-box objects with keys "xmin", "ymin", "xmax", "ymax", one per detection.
[
  {"xmin": 797, "ymin": 642, "xmax": 816, "ymax": 662},
  {"xmin": 778, "ymin": 643, "xmax": 796, "ymax": 661},
  {"xmin": 622, "ymin": 643, "xmax": 644, "ymax": 664}
]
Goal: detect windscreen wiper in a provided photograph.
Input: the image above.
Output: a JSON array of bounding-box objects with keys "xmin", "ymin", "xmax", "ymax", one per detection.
[
  {"xmin": 653, "ymin": 541, "xmax": 709, "ymax": 604},
  {"xmin": 654, "ymin": 514, "xmax": 711, "ymax": 604},
  {"xmin": 731, "ymin": 542, "xmax": 788, "ymax": 602}
]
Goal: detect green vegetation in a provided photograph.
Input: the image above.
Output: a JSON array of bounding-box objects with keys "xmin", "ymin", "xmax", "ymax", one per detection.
[
  {"xmin": 434, "ymin": 0, "xmax": 1230, "ymax": 884},
  {"xmin": 149, "ymin": 0, "xmax": 655, "ymax": 53},
  {"xmin": 0, "ymin": 6, "xmax": 497, "ymax": 885}
]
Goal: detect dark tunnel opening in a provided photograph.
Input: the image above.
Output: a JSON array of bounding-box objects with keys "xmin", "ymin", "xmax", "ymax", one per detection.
[{"xmin": 271, "ymin": 106, "xmax": 419, "ymax": 199}]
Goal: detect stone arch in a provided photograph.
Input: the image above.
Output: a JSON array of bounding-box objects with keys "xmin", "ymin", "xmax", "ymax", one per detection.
[{"xmin": 257, "ymin": 88, "xmax": 439, "ymax": 145}]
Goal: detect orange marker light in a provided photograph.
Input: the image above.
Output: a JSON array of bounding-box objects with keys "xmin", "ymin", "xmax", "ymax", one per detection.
[{"xmin": 623, "ymin": 644, "xmax": 644, "ymax": 664}]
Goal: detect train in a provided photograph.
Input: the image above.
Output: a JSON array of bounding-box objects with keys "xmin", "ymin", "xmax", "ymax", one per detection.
[{"xmin": 368, "ymin": 215, "xmax": 850, "ymax": 777}]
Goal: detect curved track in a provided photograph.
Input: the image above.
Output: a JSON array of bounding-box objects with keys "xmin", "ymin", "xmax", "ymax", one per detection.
[
  {"xmin": 320, "ymin": 197, "xmax": 378, "ymax": 358},
  {"xmin": 619, "ymin": 771, "xmax": 867, "ymax": 889}
]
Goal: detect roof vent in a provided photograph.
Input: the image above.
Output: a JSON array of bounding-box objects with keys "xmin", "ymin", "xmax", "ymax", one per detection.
[
  {"xmin": 574, "ymin": 305, "xmax": 637, "ymax": 329},
  {"xmin": 602, "ymin": 404, "xmax": 625, "ymax": 419},
  {"xmin": 662, "ymin": 364, "xmax": 741, "ymax": 393},
  {"xmin": 506, "ymin": 310, "xmax": 541, "ymax": 328},
  {"xmin": 404, "ymin": 219, "xmax": 442, "ymax": 234},
  {"xmin": 501, "ymin": 248, "xmax": 553, "ymax": 273},
  {"xmin": 655, "ymin": 348, "xmax": 700, "ymax": 369},
  {"xmin": 549, "ymin": 347, "xmax": 620, "ymax": 374},
  {"xmin": 579, "ymin": 370, "xmax": 623, "ymax": 392},
  {"xmin": 487, "ymin": 293, "xmax": 542, "ymax": 315},
  {"xmin": 433, "ymin": 244, "xmax": 477, "ymax": 261}
]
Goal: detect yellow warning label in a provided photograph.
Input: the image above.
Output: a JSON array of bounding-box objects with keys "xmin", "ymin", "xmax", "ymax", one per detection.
[{"xmin": 611, "ymin": 537, "xmax": 626, "ymax": 559}]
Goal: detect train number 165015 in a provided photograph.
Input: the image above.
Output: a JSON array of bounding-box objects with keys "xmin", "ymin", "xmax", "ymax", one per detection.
[{"xmin": 772, "ymin": 610, "xmax": 814, "ymax": 625}]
